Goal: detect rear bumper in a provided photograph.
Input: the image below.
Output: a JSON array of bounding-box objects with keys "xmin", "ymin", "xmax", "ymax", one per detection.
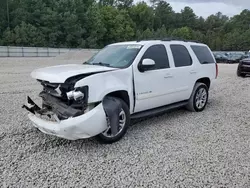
[{"xmin": 24, "ymin": 97, "xmax": 108, "ymax": 140}]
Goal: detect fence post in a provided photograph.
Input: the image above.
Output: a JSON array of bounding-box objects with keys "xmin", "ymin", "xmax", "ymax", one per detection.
[
  {"xmin": 36, "ymin": 47, "xmax": 38, "ymax": 57},
  {"xmin": 22, "ymin": 46, "xmax": 24, "ymax": 57},
  {"xmin": 7, "ymin": 46, "xmax": 9, "ymax": 57}
]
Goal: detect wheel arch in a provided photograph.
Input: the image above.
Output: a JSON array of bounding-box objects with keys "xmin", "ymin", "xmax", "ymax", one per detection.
[
  {"xmin": 104, "ymin": 90, "xmax": 130, "ymax": 109},
  {"xmin": 196, "ymin": 77, "xmax": 211, "ymax": 89}
]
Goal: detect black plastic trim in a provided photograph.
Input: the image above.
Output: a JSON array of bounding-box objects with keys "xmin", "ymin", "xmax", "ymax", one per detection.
[{"xmin": 131, "ymin": 100, "xmax": 188, "ymax": 119}]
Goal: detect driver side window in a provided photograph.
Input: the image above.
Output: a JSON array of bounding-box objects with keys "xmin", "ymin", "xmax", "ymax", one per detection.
[{"xmin": 141, "ymin": 44, "xmax": 170, "ymax": 71}]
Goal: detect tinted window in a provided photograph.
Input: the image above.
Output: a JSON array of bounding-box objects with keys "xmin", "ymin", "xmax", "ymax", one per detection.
[
  {"xmin": 191, "ymin": 45, "xmax": 216, "ymax": 64},
  {"xmin": 170, "ymin": 45, "xmax": 192, "ymax": 67},
  {"xmin": 141, "ymin": 44, "xmax": 169, "ymax": 70}
]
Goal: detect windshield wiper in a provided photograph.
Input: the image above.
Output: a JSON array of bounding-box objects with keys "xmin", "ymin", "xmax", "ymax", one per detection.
[{"xmin": 92, "ymin": 62, "xmax": 110, "ymax": 67}]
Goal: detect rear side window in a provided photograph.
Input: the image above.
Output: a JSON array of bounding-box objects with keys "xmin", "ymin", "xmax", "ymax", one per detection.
[
  {"xmin": 191, "ymin": 45, "xmax": 216, "ymax": 64},
  {"xmin": 170, "ymin": 45, "xmax": 192, "ymax": 67},
  {"xmin": 141, "ymin": 44, "xmax": 170, "ymax": 70}
]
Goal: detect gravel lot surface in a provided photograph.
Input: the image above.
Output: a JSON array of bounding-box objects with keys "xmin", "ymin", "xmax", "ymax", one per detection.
[{"xmin": 0, "ymin": 58, "xmax": 250, "ymax": 188}]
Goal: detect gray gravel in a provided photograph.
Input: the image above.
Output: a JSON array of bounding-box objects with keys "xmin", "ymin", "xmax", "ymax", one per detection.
[{"xmin": 0, "ymin": 58, "xmax": 250, "ymax": 188}]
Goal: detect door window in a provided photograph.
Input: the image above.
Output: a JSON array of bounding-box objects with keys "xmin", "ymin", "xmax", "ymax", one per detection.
[
  {"xmin": 170, "ymin": 44, "xmax": 192, "ymax": 67},
  {"xmin": 141, "ymin": 44, "xmax": 170, "ymax": 70},
  {"xmin": 190, "ymin": 45, "xmax": 216, "ymax": 64}
]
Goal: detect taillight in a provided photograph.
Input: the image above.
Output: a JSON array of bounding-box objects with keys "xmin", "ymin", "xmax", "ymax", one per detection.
[{"xmin": 215, "ymin": 63, "xmax": 218, "ymax": 79}]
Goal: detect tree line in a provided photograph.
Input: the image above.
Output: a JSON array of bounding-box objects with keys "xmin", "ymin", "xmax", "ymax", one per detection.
[{"xmin": 1, "ymin": 0, "xmax": 250, "ymax": 51}]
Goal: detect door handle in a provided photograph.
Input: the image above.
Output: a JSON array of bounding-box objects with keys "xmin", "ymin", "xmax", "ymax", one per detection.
[
  {"xmin": 164, "ymin": 73, "xmax": 173, "ymax": 78},
  {"xmin": 190, "ymin": 70, "xmax": 197, "ymax": 74}
]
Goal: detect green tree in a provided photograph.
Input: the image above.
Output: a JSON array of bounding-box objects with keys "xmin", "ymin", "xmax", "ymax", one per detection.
[
  {"xmin": 154, "ymin": 1, "xmax": 174, "ymax": 30},
  {"xmin": 180, "ymin": 7, "xmax": 197, "ymax": 29},
  {"xmin": 85, "ymin": 4, "xmax": 106, "ymax": 48},
  {"xmin": 129, "ymin": 2, "xmax": 154, "ymax": 31},
  {"xmin": 100, "ymin": 6, "xmax": 135, "ymax": 45},
  {"xmin": 171, "ymin": 27, "xmax": 192, "ymax": 40},
  {"xmin": 2, "ymin": 22, "xmax": 46, "ymax": 46},
  {"xmin": 1, "ymin": 0, "xmax": 250, "ymax": 51}
]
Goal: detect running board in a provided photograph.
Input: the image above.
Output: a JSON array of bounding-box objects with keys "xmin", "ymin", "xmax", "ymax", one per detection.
[{"xmin": 131, "ymin": 101, "xmax": 188, "ymax": 119}]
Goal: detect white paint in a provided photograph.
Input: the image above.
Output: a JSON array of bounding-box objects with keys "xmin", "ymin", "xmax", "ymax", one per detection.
[
  {"xmin": 27, "ymin": 39, "xmax": 217, "ymax": 140},
  {"xmin": 74, "ymin": 67, "xmax": 134, "ymax": 114},
  {"xmin": 31, "ymin": 64, "xmax": 118, "ymax": 83},
  {"xmin": 28, "ymin": 103, "xmax": 107, "ymax": 140}
]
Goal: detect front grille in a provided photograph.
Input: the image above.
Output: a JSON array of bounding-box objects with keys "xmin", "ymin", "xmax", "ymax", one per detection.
[{"xmin": 38, "ymin": 80, "xmax": 63, "ymax": 98}]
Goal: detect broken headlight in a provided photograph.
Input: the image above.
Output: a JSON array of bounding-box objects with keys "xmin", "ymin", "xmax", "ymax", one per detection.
[
  {"xmin": 66, "ymin": 86, "xmax": 88, "ymax": 102},
  {"xmin": 67, "ymin": 90, "xmax": 84, "ymax": 101}
]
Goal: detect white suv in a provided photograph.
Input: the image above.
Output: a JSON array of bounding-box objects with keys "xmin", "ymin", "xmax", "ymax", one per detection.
[{"xmin": 23, "ymin": 39, "xmax": 218, "ymax": 143}]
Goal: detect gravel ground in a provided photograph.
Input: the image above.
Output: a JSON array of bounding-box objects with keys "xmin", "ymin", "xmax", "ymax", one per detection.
[{"xmin": 0, "ymin": 58, "xmax": 250, "ymax": 188}]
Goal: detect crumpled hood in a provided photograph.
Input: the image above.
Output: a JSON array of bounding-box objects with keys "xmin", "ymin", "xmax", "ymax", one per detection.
[{"xmin": 31, "ymin": 64, "xmax": 118, "ymax": 83}]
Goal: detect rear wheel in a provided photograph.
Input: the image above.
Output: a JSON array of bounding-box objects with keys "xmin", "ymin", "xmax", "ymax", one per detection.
[
  {"xmin": 97, "ymin": 97, "xmax": 130, "ymax": 144},
  {"xmin": 186, "ymin": 83, "xmax": 209, "ymax": 112}
]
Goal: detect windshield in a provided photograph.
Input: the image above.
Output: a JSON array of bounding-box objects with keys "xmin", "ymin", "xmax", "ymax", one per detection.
[{"xmin": 85, "ymin": 44, "xmax": 142, "ymax": 68}]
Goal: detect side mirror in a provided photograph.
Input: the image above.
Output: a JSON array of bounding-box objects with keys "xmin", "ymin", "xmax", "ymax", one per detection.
[{"xmin": 139, "ymin": 58, "xmax": 155, "ymax": 72}]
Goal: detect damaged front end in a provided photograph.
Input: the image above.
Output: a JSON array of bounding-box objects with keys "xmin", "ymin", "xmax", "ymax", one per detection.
[
  {"xmin": 22, "ymin": 77, "xmax": 108, "ymax": 140},
  {"xmin": 23, "ymin": 79, "xmax": 90, "ymax": 121}
]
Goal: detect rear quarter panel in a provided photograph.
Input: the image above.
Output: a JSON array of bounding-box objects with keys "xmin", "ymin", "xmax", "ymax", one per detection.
[{"xmin": 189, "ymin": 44, "xmax": 217, "ymax": 89}]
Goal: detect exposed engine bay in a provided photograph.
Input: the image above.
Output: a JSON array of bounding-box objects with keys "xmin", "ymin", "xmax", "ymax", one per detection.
[{"xmin": 22, "ymin": 74, "xmax": 93, "ymax": 121}]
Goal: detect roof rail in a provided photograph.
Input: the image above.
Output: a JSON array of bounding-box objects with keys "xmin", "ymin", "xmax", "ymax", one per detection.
[
  {"xmin": 186, "ymin": 40, "xmax": 200, "ymax": 43},
  {"xmin": 136, "ymin": 38, "xmax": 161, "ymax": 42},
  {"xmin": 162, "ymin": 38, "xmax": 200, "ymax": 43},
  {"xmin": 136, "ymin": 38, "xmax": 201, "ymax": 43},
  {"xmin": 161, "ymin": 37, "xmax": 186, "ymax": 41}
]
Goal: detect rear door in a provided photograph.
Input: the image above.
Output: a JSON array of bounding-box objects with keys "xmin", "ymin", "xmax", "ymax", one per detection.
[{"xmin": 166, "ymin": 44, "xmax": 198, "ymax": 102}]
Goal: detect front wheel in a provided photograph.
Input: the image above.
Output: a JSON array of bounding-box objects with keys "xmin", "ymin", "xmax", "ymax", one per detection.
[
  {"xmin": 96, "ymin": 97, "xmax": 130, "ymax": 144},
  {"xmin": 186, "ymin": 83, "xmax": 209, "ymax": 112}
]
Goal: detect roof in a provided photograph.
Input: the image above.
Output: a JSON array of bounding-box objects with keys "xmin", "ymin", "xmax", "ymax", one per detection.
[{"xmin": 110, "ymin": 39, "xmax": 206, "ymax": 46}]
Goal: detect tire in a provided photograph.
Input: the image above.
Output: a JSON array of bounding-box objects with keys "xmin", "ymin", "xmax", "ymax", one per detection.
[
  {"xmin": 237, "ymin": 69, "xmax": 246, "ymax": 77},
  {"xmin": 237, "ymin": 69, "xmax": 241, "ymax": 77},
  {"xmin": 96, "ymin": 97, "xmax": 130, "ymax": 144},
  {"xmin": 186, "ymin": 82, "xmax": 209, "ymax": 112}
]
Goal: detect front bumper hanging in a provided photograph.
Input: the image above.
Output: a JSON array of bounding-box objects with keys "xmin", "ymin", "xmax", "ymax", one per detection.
[
  {"xmin": 22, "ymin": 96, "xmax": 42, "ymax": 115},
  {"xmin": 22, "ymin": 96, "xmax": 108, "ymax": 140}
]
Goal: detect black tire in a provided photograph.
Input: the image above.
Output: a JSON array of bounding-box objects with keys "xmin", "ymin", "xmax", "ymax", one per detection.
[
  {"xmin": 237, "ymin": 69, "xmax": 246, "ymax": 77},
  {"xmin": 96, "ymin": 97, "xmax": 130, "ymax": 144},
  {"xmin": 186, "ymin": 82, "xmax": 209, "ymax": 112},
  {"xmin": 237, "ymin": 69, "xmax": 241, "ymax": 77}
]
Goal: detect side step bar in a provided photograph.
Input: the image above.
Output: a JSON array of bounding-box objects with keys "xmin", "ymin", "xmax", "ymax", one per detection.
[{"xmin": 131, "ymin": 101, "xmax": 188, "ymax": 119}]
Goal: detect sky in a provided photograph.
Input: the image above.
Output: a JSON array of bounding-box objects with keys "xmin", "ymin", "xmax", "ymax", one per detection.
[{"xmin": 138, "ymin": 0, "xmax": 250, "ymax": 18}]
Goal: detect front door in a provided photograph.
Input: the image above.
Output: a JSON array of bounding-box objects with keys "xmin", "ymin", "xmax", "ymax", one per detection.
[{"xmin": 133, "ymin": 44, "xmax": 176, "ymax": 113}]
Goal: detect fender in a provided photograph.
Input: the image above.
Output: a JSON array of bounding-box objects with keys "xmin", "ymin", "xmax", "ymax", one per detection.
[{"xmin": 74, "ymin": 66, "xmax": 134, "ymax": 112}]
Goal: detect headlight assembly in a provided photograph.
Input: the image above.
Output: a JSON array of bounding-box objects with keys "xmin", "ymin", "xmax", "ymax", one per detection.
[{"xmin": 66, "ymin": 87, "xmax": 87, "ymax": 101}]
